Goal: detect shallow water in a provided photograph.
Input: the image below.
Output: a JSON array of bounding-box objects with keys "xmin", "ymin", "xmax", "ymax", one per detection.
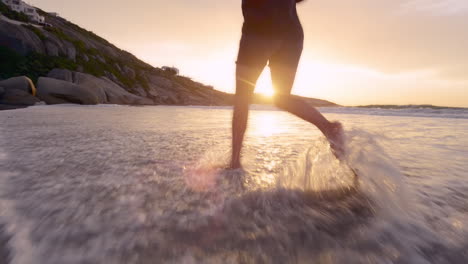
[{"xmin": 0, "ymin": 105, "xmax": 467, "ymax": 263}]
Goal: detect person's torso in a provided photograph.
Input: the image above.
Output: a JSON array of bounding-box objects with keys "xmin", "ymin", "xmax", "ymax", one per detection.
[{"xmin": 241, "ymin": 0, "xmax": 303, "ymax": 38}]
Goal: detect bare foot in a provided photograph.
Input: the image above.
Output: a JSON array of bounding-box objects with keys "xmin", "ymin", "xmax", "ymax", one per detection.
[
  {"xmin": 230, "ymin": 159, "xmax": 242, "ymax": 169},
  {"xmin": 325, "ymin": 121, "xmax": 345, "ymax": 159}
]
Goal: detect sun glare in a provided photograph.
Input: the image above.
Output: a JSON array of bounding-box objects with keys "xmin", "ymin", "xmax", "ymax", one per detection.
[
  {"xmin": 250, "ymin": 112, "xmax": 284, "ymax": 137},
  {"xmin": 255, "ymin": 68, "xmax": 275, "ymax": 97}
]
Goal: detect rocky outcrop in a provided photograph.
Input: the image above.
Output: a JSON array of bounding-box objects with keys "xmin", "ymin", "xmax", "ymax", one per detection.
[
  {"xmin": 0, "ymin": 12, "xmax": 235, "ymax": 107},
  {"xmin": 74, "ymin": 73, "xmax": 152, "ymax": 105},
  {"xmin": 0, "ymin": 4, "xmax": 339, "ymax": 109},
  {"xmin": 37, "ymin": 77, "xmax": 100, "ymax": 105},
  {"xmin": 0, "ymin": 76, "xmax": 40, "ymax": 108},
  {"xmin": 0, "ymin": 76, "xmax": 36, "ymax": 96},
  {"xmin": 0, "ymin": 88, "xmax": 40, "ymax": 105},
  {"xmin": 47, "ymin": 68, "xmax": 73, "ymax": 82},
  {"xmin": 46, "ymin": 69, "xmax": 153, "ymax": 105},
  {"xmin": 0, "ymin": 20, "xmax": 77, "ymax": 61},
  {"xmin": 98, "ymin": 77, "xmax": 153, "ymax": 105},
  {"xmin": 0, "ymin": 20, "xmax": 44, "ymax": 55}
]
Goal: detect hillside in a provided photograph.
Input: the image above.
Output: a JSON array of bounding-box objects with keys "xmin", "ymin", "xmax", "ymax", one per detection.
[{"xmin": 0, "ymin": 3, "xmax": 338, "ymax": 108}]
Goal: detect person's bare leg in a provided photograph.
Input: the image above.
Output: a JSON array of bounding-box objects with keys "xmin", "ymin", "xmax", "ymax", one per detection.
[
  {"xmin": 274, "ymin": 95, "xmax": 344, "ymax": 155},
  {"xmin": 271, "ymin": 66, "xmax": 345, "ymax": 158},
  {"xmin": 231, "ymin": 65, "xmax": 264, "ymax": 168}
]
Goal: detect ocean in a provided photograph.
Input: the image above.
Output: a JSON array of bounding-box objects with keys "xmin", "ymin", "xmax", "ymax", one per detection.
[{"xmin": 0, "ymin": 105, "xmax": 467, "ymax": 263}]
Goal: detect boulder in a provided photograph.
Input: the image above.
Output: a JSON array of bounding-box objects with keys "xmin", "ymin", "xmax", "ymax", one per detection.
[
  {"xmin": 36, "ymin": 77, "xmax": 99, "ymax": 105},
  {"xmin": 133, "ymin": 86, "xmax": 148, "ymax": 97},
  {"xmin": 62, "ymin": 41, "xmax": 77, "ymax": 61},
  {"xmin": 73, "ymin": 72, "xmax": 152, "ymax": 105},
  {"xmin": 44, "ymin": 70, "xmax": 153, "ymax": 105},
  {"xmin": 99, "ymin": 77, "xmax": 153, "ymax": 105},
  {"xmin": 122, "ymin": 66, "xmax": 136, "ymax": 79},
  {"xmin": 41, "ymin": 31, "xmax": 76, "ymax": 61},
  {"xmin": 147, "ymin": 76, "xmax": 173, "ymax": 89},
  {"xmin": 146, "ymin": 87, "xmax": 159, "ymax": 98},
  {"xmin": 44, "ymin": 40, "xmax": 60, "ymax": 57},
  {"xmin": 0, "ymin": 20, "xmax": 45, "ymax": 55},
  {"xmin": 104, "ymin": 71, "xmax": 121, "ymax": 86},
  {"xmin": 0, "ymin": 76, "xmax": 37, "ymax": 96},
  {"xmin": 73, "ymin": 72, "xmax": 112, "ymax": 103},
  {"xmin": 47, "ymin": 69, "xmax": 74, "ymax": 83},
  {"xmin": 0, "ymin": 89, "xmax": 40, "ymax": 105},
  {"xmin": 0, "ymin": 87, "xmax": 4, "ymax": 97}
]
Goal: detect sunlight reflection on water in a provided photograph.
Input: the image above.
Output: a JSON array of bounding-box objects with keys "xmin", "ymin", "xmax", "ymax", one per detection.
[
  {"xmin": 0, "ymin": 105, "xmax": 467, "ymax": 264},
  {"xmin": 249, "ymin": 111, "xmax": 289, "ymax": 137}
]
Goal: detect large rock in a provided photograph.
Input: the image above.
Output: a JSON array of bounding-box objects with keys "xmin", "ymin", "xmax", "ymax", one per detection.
[
  {"xmin": 0, "ymin": 89, "xmax": 40, "ymax": 105},
  {"xmin": 74, "ymin": 72, "xmax": 152, "ymax": 105},
  {"xmin": 0, "ymin": 20, "xmax": 45, "ymax": 55},
  {"xmin": 122, "ymin": 66, "xmax": 136, "ymax": 79},
  {"xmin": 147, "ymin": 76, "xmax": 173, "ymax": 89},
  {"xmin": 133, "ymin": 86, "xmax": 148, "ymax": 97},
  {"xmin": 72, "ymin": 72, "xmax": 116, "ymax": 103},
  {"xmin": 47, "ymin": 69, "xmax": 74, "ymax": 83},
  {"xmin": 62, "ymin": 41, "xmax": 77, "ymax": 61},
  {"xmin": 0, "ymin": 76, "xmax": 36, "ymax": 96},
  {"xmin": 0, "ymin": 87, "xmax": 4, "ymax": 97},
  {"xmin": 44, "ymin": 39, "xmax": 60, "ymax": 57},
  {"xmin": 41, "ymin": 30, "xmax": 76, "ymax": 61},
  {"xmin": 46, "ymin": 69, "xmax": 153, "ymax": 105},
  {"xmin": 36, "ymin": 77, "xmax": 100, "ymax": 105},
  {"xmin": 94, "ymin": 77, "xmax": 152, "ymax": 105}
]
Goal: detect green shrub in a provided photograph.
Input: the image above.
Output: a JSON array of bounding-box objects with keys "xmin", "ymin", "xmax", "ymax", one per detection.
[
  {"xmin": 135, "ymin": 73, "xmax": 149, "ymax": 90},
  {"xmin": 45, "ymin": 27, "xmax": 74, "ymax": 42},
  {"xmin": 22, "ymin": 24, "xmax": 46, "ymax": 40},
  {"xmin": 72, "ymin": 40, "xmax": 87, "ymax": 54},
  {"xmin": 45, "ymin": 27, "xmax": 90, "ymax": 56},
  {"xmin": 0, "ymin": 2, "xmax": 30, "ymax": 23},
  {"xmin": 0, "ymin": 46, "xmax": 77, "ymax": 83},
  {"xmin": 0, "ymin": 46, "xmax": 25, "ymax": 79}
]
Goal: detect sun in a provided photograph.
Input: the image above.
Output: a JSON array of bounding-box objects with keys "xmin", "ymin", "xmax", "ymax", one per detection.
[{"xmin": 255, "ymin": 68, "xmax": 275, "ymax": 97}]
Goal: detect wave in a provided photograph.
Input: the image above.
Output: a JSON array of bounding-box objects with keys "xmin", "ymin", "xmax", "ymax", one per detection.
[
  {"xmin": 320, "ymin": 106, "xmax": 468, "ymax": 119},
  {"xmin": 356, "ymin": 104, "xmax": 467, "ymax": 110}
]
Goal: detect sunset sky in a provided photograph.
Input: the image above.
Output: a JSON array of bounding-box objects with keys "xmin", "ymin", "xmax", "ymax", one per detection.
[{"xmin": 30, "ymin": 0, "xmax": 467, "ymax": 107}]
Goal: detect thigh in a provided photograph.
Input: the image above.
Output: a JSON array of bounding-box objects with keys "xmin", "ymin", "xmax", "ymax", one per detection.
[
  {"xmin": 236, "ymin": 34, "xmax": 281, "ymax": 89},
  {"xmin": 269, "ymin": 39, "xmax": 303, "ymax": 95}
]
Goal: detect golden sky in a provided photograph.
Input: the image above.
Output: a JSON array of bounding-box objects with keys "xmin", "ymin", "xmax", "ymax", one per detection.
[{"xmin": 31, "ymin": 0, "xmax": 468, "ymax": 107}]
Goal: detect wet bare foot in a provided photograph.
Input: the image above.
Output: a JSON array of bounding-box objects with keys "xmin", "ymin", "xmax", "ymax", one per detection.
[
  {"xmin": 230, "ymin": 159, "xmax": 242, "ymax": 169},
  {"xmin": 325, "ymin": 121, "xmax": 345, "ymax": 159}
]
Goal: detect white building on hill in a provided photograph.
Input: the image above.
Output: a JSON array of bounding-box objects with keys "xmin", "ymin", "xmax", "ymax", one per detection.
[{"xmin": 1, "ymin": 0, "xmax": 45, "ymax": 23}]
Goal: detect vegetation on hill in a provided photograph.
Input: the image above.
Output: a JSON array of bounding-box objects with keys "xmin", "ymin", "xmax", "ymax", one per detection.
[
  {"xmin": 0, "ymin": 46, "xmax": 77, "ymax": 82},
  {"xmin": 0, "ymin": 1, "xmax": 30, "ymax": 23},
  {"xmin": 0, "ymin": 3, "xmax": 337, "ymax": 106},
  {"xmin": 1, "ymin": 10, "xmax": 218, "ymax": 93}
]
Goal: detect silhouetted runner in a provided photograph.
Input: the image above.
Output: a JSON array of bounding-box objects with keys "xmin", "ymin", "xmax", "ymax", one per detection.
[{"xmin": 231, "ymin": 0, "xmax": 344, "ymax": 169}]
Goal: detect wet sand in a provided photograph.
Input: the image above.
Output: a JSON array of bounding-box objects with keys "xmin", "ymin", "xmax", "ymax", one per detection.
[
  {"xmin": 0, "ymin": 225, "xmax": 11, "ymax": 264},
  {"xmin": 0, "ymin": 105, "xmax": 467, "ymax": 263}
]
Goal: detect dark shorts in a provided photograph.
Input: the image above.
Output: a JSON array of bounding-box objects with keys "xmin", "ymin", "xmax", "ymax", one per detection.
[{"xmin": 236, "ymin": 34, "xmax": 303, "ymax": 94}]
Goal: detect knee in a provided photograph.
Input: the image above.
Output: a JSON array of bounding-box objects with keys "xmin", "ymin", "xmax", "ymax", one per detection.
[{"xmin": 273, "ymin": 94, "xmax": 290, "ymax": 109}]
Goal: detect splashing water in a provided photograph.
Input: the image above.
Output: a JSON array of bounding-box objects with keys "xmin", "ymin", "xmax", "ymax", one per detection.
[{"xmin": 0, "ymin": 105, "xmax": 467, "ymax": 263}]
